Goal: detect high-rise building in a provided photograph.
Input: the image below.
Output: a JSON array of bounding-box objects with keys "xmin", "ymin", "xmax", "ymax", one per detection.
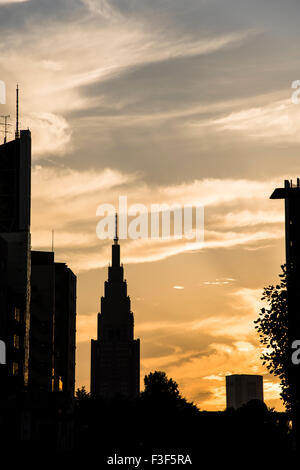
[
  {"xmin": 91, "ymin": 216, "xmax": 140, "ymax": 399},
  {"xmin": 271, "ymin": 179, "xmax": 300, "ymax": 442},
  {"xmin": 29, "ymin": 251, "xmax": 55, "ymax": 392},
  {"xmin": 54, "ymin": 262, "xmax": 77, "ymax": 396},
  {"xmin": 0, "ymin": 113, "xmax": 77, "ymax": 448},
  {"xmin": 226, "ymin": 374, "xmax": 264, "ymax": 409},
  {"xmin": 0, "ymin": 130, "xmax": 31, "ymax": 394},
  {"xmin": 29, "ymin": 251, "xmax": 77, "ymax": 395},
  {"xmin": 271, "ymin": 180, "xmax": 300, "ymax": 348},
  {"xmin": 0, "ymin": 123, "xmax": 76, "ymax": 398},
  {"xmin": 0, "ymin": 129, "xmax": 31, "ymax": 233}
]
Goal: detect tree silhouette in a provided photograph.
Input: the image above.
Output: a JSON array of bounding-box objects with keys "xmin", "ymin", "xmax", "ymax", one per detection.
[
  {"xmin": 142, "ymin": 370, "xmax": 199, "ymax": 412},
  {"xmin": 254, "ymin": 265, "xmax": 291, "ymax": 410},
  {"xmin": 143, "ymin": 371, "xmax": 180, "ymax": 398},
  {"xmin": 137, "ymin": 371, "xmax": 200, "ymax": 459},
  {"xmin": 75, "ymin": 385, "xmax": 90, "ymax": 402}
]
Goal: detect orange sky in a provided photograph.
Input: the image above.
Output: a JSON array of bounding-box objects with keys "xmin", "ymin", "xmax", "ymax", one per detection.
[{"xmin": 1, "ymin": 0, "xmax": 300, "ymax": 410}]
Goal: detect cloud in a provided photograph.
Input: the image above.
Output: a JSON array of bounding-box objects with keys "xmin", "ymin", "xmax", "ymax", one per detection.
[
  {"xmin": 219, "ymin": 210, "xmax": 283, "ymax": 228},
  {"xmin": 203, "ymin": 374, "xmax": 224, "ymax": 382},
  {"xmin": 210, "ymin": 99, "xmax": 300, "ymax": 143},
  {"xmin": 133, "ymin": 285, "xmax": 271, "ymax": 406},
  {"xmin": 0, "ymin": 0, "xmax": 292, "ymax": 411},
  {"xmin": 30, "ymin": 169, "xmax": 285, "ymax": 272},
  {"xmin": 0, "ymin": 0, "xmax": 29, "ymax": 3},
  {"xmin": 201, "ymin": 278, "xmax": 235, "ymax": 286},
  {"xmin": 81, "ymin": 0, "xmax": 122, "ymax": 19},
  {"xmin": 32, "ymin": 165, "xmax": 136, "ymax": 199},
  {"xmin": 0, "ymin": 0, "xmax": 258, "ymax": 165},
  {"xmin": 25, "ymin": 113, "xmax": 71, "ymax": 157}
]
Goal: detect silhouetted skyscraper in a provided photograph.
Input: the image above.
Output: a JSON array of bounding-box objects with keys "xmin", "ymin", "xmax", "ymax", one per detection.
[
  {"xmin": 29, "ymin": 251, "xmax": 76, "ymax": 395},
  {"xmin": 29, "ymin": 251, "xmax": 55, "ymax": 393},
  {"xmin": 226, "ymin": 374, "xmax": 263, "ymax": 409},
  {"xmin": 271, "ymin": 179, "xmax": 300, "ymax": 446},
  {"xmin": 54, "ymin": 261, "xmax": 77, "ymax": 395},
  {"xmin": 91, "ymin": 217, "xmax": 140, "ymax": 398},
  {"xmin": 0, "ymin": 129, "xmax": 31, "ymax": 233},
  {"xmin": 0, "ymin": 130, "xmax": 31, "ymax": 394}
]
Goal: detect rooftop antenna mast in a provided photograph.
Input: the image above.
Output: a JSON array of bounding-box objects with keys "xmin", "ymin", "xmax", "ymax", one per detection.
[
  {"xmin": 52, "ymin": 229, "xmax": 54, "ymax": 252},
  {"xmin": 0, "ymin": 115, "xmax": 11, "ymax": 143},
  {"xmin": 114, "ymin": 212, "xmax": 119, "ymax": 244},
  {"xmin": 15, "ymin": 84, "xmax": 20, "ymax": 139}
]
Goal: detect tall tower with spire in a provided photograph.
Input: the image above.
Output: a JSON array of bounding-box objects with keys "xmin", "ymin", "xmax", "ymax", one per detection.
[{"xmin": 91, "ymin": 214, "xmax": 140, "ymax": 398}]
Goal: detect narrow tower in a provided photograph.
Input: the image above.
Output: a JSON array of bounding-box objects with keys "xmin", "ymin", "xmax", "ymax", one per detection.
[
  {"xmin": 91, "ymin": 214, "xmax": 140, "ymax": 398},
  {"xmin": 271, "ymin": 179, "xmax": 300, "ymax": 447},
  {"xmin": 15, "ymin": 85, "xmax": 20, "ymax": 140}
]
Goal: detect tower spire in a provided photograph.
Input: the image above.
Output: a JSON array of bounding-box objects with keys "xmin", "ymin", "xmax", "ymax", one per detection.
[
  {"xmin": 91, "ymin": 208, "xmax": 140, "ymax": 399},
  {"xmin": 112, "ymin": 212, "xmax": 120, "ymax": 267},
  {"xmin": 114, "ymin": 212, "xmax": 119, "ymax": 245},
  {"xmin": 15, "ymin": 84, "xmax": 20, "ymax": 139}
]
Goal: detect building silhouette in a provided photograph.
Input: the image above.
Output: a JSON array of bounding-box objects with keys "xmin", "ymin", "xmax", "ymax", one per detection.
[
  {"xmin": 271, "ymin": 179, "xmax": 300, "ymax": 446},
  {"xmin": 29, "ymin": 252, "xmax": 76, "ymax": 395},
  {"xmin": 91, "ymin": 216, "xmax": 140, "ymax": 398},
  {"xmin": 0, "ymin": 94, "xmax": 77, "ymax": 450},
  {"xmin": 226, "ymin": 374, "xmax": 263, "ymax": 409},
  {"xmin": 0, "ymin": 130, "xmax": 31, "ymax": 394},
  {"xmin": 29, "ymin": 251, "xmax": 55, "ymax": 393},
  {"xmin": 54, "ymin": 261, "xmax": 76, "ymax": 395},
  {"xmin": 0, "ymin": 121, "xmax": 76, "ymax": 398}
]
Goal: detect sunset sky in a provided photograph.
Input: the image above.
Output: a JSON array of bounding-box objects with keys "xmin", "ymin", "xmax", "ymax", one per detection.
[{"xmin": 1, "ymin": 0, "xmax": 300, "ymax": 410}]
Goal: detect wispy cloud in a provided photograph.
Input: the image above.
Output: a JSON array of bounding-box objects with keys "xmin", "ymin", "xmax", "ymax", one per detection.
[
  {"xmin": 0, "ymin": 0, "xmax": 29, "ymax": 3},
  {"xmin": 136, "ymin": 286, "xmax": 279, "ymax": 409},
  {"xmin": 210, "ymin": 99, "xmax": 300, "ymax": 143},
  {"xmin": 26, "ymin": 113, "xmax": 72, "ymax": 157},
  {"xmin": 31, "ymin": 169, "xmax": 284, "ymax": 272},
  {"xmin": 0, "ymin": 0, "xmax": 291, "ymax": 410}
]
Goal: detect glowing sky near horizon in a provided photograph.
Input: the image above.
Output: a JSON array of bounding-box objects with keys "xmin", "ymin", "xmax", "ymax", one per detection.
[{"xmin": 1, "ymin": 0, "xmax": 300, "ymax": 410}]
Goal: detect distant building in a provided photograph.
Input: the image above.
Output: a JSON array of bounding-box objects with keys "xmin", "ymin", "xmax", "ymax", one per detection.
[
  {"xmin": 0, "ymin": 130, "xmax": 31, "ymax": 394},
  {"xmin": 54, "ymin": 262, "xmax": 77, "ymax": 396},
  {"xmin": 91, "ymin": 216, "xmax": 140, "ymax": 399},
  {"xmin": 29, "ymin": 251, "xmax": 77, "ymax": 395},
  {"xmin": 29, "ymin": 251, "xmax": 55, "ymax": 393},
  {"xmin": 226, "ymin": 374, "xmax": 264, "ymax": 409}
]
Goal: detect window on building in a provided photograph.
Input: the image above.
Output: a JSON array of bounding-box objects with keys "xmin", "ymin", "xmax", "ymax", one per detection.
[
  {"xmin": 14, "ymin": 307, "xmax": 20, "ymax": 322},
  {"xmin": 59, "ymin": 376, "xmax": 63, "ymax": 392},
  {"xmin": 12, "ymin": 362, "xmax": 19, "ymax": 376},
  {"xmin": 13, "ymin": 335, "xmax": 19, "ymax": 349}
]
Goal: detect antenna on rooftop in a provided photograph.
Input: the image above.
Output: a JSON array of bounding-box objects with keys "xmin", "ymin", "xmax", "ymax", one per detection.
[
  {"xmin": 15, "ymin": 84, "xmax": 20, "ymax": 139},
  {"xmin": 114, "ymin": 212, "xmax": 119, "ymax": 245}
]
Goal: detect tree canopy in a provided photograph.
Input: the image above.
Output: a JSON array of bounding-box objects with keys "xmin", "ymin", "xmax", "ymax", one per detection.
[
  {"xmin": 143, "ymin": 371, "xmax": 181, "ymax": 398},
  {"xmin": 254, "ymin": 265, "xmax": 291, "ymax": 409}
]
